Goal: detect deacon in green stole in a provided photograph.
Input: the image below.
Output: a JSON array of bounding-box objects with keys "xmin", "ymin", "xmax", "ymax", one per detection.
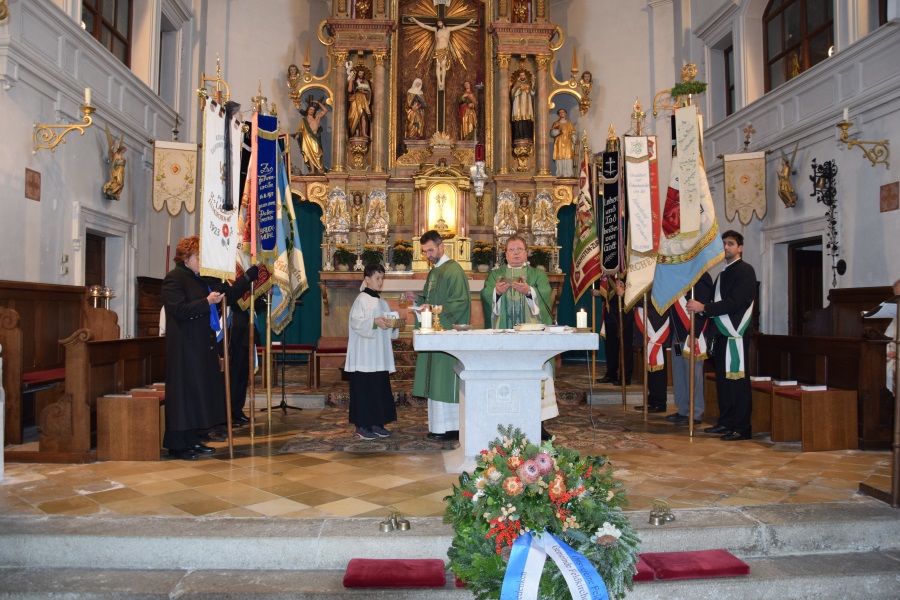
[
  {"xmin": 480, "ymin": 236, "xmax": 559, "ymax": 428},
  {"xmin": 405, "ymin": 231, "xmax": 471, "ymax": 440}
]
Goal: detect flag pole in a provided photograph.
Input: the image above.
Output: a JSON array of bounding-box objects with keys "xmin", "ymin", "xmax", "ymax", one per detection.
[
  {"xmin": 591, "ymin": 294, "xmax": 597, "ymax": 382},
  {"xmin": 266, "ymin": 289, "xmax": 273, "ymax": 429},
  {"xmin": 618, "ymin": 287, "xmax": 627, "ymax": 409},
  {"xmin": 248, "ymin": 281, "xmax": 256, "ymax": 441},
  {"xmin": 688, "ymin": 285, "xmax": 696, "ymax": 437},
  {"xmin": 220, "ymin": 296, "xmax": 234, "ymax": 459},
  {"xmin": 641, "ymin": 293, "xmax": 648, "ymax": 420}
]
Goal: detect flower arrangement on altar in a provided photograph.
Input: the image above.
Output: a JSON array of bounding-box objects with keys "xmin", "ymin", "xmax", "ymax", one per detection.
[
  {"xmin": 361, "ymin": 245, "xmax": 384, "ymax": 266},
  {"xmin": 471, "ymin": 240, "xmax": 494, "ymax": 268},
  {"xmin": 391, "ymin": 239, "xmax": 413, "ymax": 267},
  {"xmin": 528, "ymin": 247, "xmax": 552, "ymax": 271},
  {"xmin": 333, "ymin": 245, "xmax": 356, "ymax": 268},
  {"xmin": 444, "ymin": 425, "xmax": 640, "ymax": 599}
]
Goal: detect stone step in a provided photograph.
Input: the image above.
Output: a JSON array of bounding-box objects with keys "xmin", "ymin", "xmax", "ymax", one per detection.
[
  {"xmin": 1, "ymin": 502, "xmax": 898, "ymax": 598},
  {"xmin": 1, "ymin": 551, "xmax": 899, "ymax": 599}
]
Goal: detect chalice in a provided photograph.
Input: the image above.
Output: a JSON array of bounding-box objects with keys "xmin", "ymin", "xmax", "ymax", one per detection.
[{"xmin": 431, "ymin": 305, "xmax": 444, "ymax": 331}]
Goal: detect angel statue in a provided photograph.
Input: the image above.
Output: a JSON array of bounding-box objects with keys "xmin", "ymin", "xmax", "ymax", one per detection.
[
  {"xmin": 365, "ymin": 194, "xmax": 389, "ymax": 245},
  {"xmin": 777, "ymin": 142, "xmax": 799, "ymax": 208},
  {"xmin": 102, "ymin": 125, "xmax": 126, "ymax": 201}
]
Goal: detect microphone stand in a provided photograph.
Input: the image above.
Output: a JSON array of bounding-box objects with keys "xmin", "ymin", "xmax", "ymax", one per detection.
[{"xmin": 260, "ymin": 298, "xmax": 303, "ymax": 415}]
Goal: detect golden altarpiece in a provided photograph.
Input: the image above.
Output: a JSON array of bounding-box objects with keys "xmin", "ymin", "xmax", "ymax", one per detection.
[{"xmin": 287, "ymin": 0, "xmax": 594, "ymax": 341}]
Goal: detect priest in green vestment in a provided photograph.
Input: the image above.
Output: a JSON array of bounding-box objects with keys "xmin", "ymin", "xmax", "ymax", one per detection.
[
  {"xmin": 404, "ymin": 230, "xmax": 471, "ymax": 441},
  {"xmin": 481, "ymin": 235, "xmax": 559, "ymax": 436}
]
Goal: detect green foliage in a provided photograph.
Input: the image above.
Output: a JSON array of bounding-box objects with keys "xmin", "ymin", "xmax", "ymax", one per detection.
[
  {"xmin": 529, "ymin": 248, "xmax": 551, "ymax": 270},
  {"xmin": 444, "ymin": 425, "xmax": 641, "ymax": 599},
  {"xmin": 471, "ymin": 241, "xmax": 495, "ymax": 266},
  {"xmin": 391, "ymin": 239, "xmax": 413, "ymax": 266},
  {"xmin": 333, "ymin": 246, "xmax": 356, "ymax": 266},
  {"xmin": 671, "ymin": 81, "xmax": 708, "ymax": 97},
  {"xmin": 361, "ymin": 245, "xmax": 383, "ymax": 266}
]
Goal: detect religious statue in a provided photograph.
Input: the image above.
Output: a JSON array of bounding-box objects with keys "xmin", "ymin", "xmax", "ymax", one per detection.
[
  {"xmin": 405, "ymin": 78, "xmax": 426, "ymax": 140},
  {"xmin": 433, "ymin": 192, "xmax": 450, "ymax": 232},
  {"xmin": 409, "ymin": 17, "xmax": 477, "ymax": 91},
  {"xmin": 777, "ymin": 157, "xmax": 798, "ymax": 208},
  {"xmin": 579, "ymin": 71, "xmax": 593, "ymax": 96},
  {"xmin": 549, "ymin": 108, "xmax": 577, "ymax": 178},
  {"xmin": 494, "ymin": 191, "xmax": 518, "ymax": 241},
  {"xmin": 102, "ymin": 124, "xmax": 126, "ymax": 201},
  {"xmin": 518, "ymin": 193, "xmax": 531, "ymax": 230},
  {"xmin": 365, "ymin": 193, "xmax": 389, "ymax": 245},
  {"xmin": 286, "ymin": 64, "xmax": 302, "ymax": 109},
  {"xmin": 326, "ymin": 189, "xmax": 351, "ymax": 244},
  {"xmin": 294, "ymin": 98, "xmax": 328, "ymax": 175},
  {"xmin": 510, "ymin": 69, "xmax": 534, "ymax": 142},
  {"xmin": 350, "ymin": 191, "xmax": 366, "ymax": 227},
  {"xmin": 458, "ymin": 81, "xmax": 477, "ymax": 141},
  {"xmin": 346, "ymin": 64, "xmax": 372, "ymax": 139},
  {"xmin": 532, "ymin": 192, "xmax": 559, "ymax": 247}
]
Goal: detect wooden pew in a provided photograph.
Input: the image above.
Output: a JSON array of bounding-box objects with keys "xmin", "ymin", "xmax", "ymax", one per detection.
[
  {"xmin": 4, "ymin": 330, "xmax": 165, "ymax": 463},
  {"xmin": 1, "ymin": 280, "xmax": 119, "ymax": 445}
]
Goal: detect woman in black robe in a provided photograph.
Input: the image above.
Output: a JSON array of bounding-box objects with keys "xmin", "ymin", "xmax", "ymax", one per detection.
[{"xmin": 162, "ymin": 236, "xmax": 257, "ymax": 460}]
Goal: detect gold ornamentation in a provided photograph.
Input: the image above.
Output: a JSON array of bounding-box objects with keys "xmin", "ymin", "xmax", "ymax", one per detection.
[
  {"xmin": 497, "ymin": 54, "xmax": 511, "ymax": 69},
  {"xmin": 837, "ymin": 121, "xmax": 890, "ymax": 168},
  {"xmin": 681, "ymin": 63, "xmax": 697, "ymax": 81},
  {"xmin": 552, "ymin": 184, "xmax": 573, "ymax": 210},
  {"xmin": 499, "ymin": 0, "xmax": 509, "ymax": 18},
  {"xmin": 535, "ymin": 55, "xmax": 550, "ymax": 71},
  {"xmin": 349, "ymin": 140, "xmax": 369, "ymax": 170},
  {"xmin": 318, "ymin": 20, "xmax": 334, "ymax": 46},
  {"xmin": 396, "ymin": 147, "xmax": 432, "ymax": 165},
  {"xmin": 0, "ymin": 0, "xmax": 8, "ymax": 22},
  {"xmin": 513, "ymin": 144, "xmax": 532, "ymax": 172},
  {"xmin": 652, "ymin": 88, "xmax": 680, "ymax": 117},
  {"xmin": 452, "ymin": 147, "xmax": 475, "ymax": 167},
  {"xmin": 373, "ymin": 52, "xmax": 388, "ymax": 67},
  {"xmin": 537, "ymin": 0, "xmax": 546, "ymax": 19},
  {"xmin": 33, "ymin": 105, "xmax": 95, "ymax": 153},
  {"xmin": 338, "ymin": 0, "xmax": 347, "ymax": 14},
  {"xmin": 199, "ymin": 54, "xmax": 231, "ymax": 104},
  {"xmin": 307, "ymin": 182, "xmax": 329, "ymax": 214}
]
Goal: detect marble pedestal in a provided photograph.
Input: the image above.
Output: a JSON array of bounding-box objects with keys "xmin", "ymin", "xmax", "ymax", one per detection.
[{"xmin": 413, "ymin": 330, "xmax": 598, "ymax": 472}]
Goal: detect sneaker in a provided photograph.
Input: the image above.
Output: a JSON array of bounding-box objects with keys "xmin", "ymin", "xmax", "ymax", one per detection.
[
  {"xmin": 354, "ymin": 427, "xmax": 378, "ymax": 440},
  {"xmin": 371, "ymin": 425, "xmax": 392, "ymax": 438}
]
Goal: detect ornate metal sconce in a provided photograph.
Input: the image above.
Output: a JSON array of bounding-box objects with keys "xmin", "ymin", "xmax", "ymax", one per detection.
[
  {"xmin": 836, "ymin": 117, "xmax": 890, "ymax": 168},
  {"xmin": 809, "ymin": 158, "xmax": 842, "ymax": 286},
  {"xmin": 33, "ymin": 89, "xmax": 95, "ymax": 153},
  {"xmin": 0, "ymin": 0, "xmax": 9, "ymax": 23}
]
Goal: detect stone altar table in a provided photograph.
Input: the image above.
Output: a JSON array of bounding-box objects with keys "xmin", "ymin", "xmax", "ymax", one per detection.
[{"xmin": 413, "ymin": 329, "xmax": 598, "ymax": 472}]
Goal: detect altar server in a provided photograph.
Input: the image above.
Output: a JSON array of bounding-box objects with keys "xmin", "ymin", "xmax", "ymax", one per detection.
[{"xmin": 346, "ymin": 263, "xmax": 399, "ymax": 439}]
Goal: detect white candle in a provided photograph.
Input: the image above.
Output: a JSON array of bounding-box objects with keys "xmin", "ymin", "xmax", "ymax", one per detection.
[
  {"xmin": 576, "ymin": 308, "xmax": 587, "ymax": 329},
  {"xmin": 843, "ymin": 107, "xmax": 849, "ymax": 122},
  {"xmin": 84, "ymin": 87, "xmax": 91, "ymax": 106},
  {"xmin": 421, "ymin": 308, "xmax": 432, "ymax": 330}
]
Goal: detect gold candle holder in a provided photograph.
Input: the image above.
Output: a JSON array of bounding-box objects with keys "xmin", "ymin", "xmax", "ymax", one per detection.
[
  {"xmin": 33, "ymin": 105, "xmax": 95, "ymax": 153},
  {"xmin": 837, "ymin": 121, "xmax": 890, "ymax": 168}
]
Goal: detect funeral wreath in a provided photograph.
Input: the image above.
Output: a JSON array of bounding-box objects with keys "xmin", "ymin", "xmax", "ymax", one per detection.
[{"xmin": 444, "ymin": 425, "xmax": 640, "ymax": 599}]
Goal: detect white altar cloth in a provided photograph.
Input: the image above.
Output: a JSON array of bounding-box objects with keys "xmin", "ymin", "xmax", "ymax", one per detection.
[{"xmin": 413, "ymin": 329, "xmax": 598, "ymax": 472}]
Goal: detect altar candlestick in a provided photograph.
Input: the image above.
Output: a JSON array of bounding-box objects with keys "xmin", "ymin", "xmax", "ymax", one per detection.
[
  {"xmin": 843, "ymin": 107, "xmax": 849, "ymax": 122},
  {"xmin": 84, "ymin": 87, "xmax": 91, "ymax": 106},
  {"xmin": 576, "ymin": 309, "xmax": 587, "ymax": 329},
  {"xmin": 421, "ymin": 307, "xmax": 433, "ymax": 330}
]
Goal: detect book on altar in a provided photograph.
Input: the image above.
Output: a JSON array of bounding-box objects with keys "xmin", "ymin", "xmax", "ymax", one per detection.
[
  {"xmin": 773, "ymin": 379, "xmax": 798, "ymax": 386},
  {"xmin": 862, "ymin": 295, "xmax": 899, "ymax": 319},
  {"xmin": 750, "ymin": 376, "xmax": 771, "ymax": 382},
  {"xmin": 800, "ymin": 384, "xmax": 828, "ymax": 391}
]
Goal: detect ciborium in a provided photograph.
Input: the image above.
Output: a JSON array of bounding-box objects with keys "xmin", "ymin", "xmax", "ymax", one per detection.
[{"xmin": 431, "ymin": 305, "xmax": 444, "ymax": 331}]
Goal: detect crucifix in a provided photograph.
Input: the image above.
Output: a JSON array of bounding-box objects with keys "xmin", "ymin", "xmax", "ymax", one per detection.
[{"xmin": 403, "ymin": 2, "xmax": 477, "ymax": 134}]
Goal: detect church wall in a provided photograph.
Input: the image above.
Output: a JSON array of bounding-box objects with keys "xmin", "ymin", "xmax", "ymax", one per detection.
[{"xmin": 0, "ymin": 1, "xmax": 186, "ymax": 334}]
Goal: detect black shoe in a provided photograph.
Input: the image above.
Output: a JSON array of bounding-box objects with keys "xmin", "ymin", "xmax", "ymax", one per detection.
[
  {"xmin": 704, "ymin": 424, "xmax": 728, "ymax": 434},
  {"xmin": 209, "ymin": 427, "xmax": 229, "ymax": 441},
  {"xmin": 168, "ymin": 448, "xmax": 198, "ymax": 461},
  {"xmin": 596, "ymin": 375, "xmax": 615, "ymax": 384},
  {"xmin": 426, "ymin": 431, "xmax": 459, "ymax": 441},
  {"xmin": 191, "ymin": 443, "xmax": 215, "ymax": 454},
  {"xmin": 633, "ymin": 405, "xmax": 666, "ymax": 413},
  {"xmin": 540, "ymin": 426, "xmax": 552, "ymax": 441},
  {"xmin": 665, "ymin": 413, "xmax": 688, "ymax": 422},
  {"xmin": 231, "ymin": 419, "xmax": 246, "ymax": 428},
  {"xmin": 720, "ymin": 431, "xmax": 752, "ymax": 441},
  {"xmin": 234, "ymin": 413, "xmax": 250, "ymax": 423}
]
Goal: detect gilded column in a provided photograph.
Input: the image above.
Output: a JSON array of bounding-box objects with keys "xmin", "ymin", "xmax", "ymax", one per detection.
[
  {"xmin": 372, "ymin": 51, "xmax": 387, "ymax": 173},
  {"xmin": 332, "ymin": 50, "xmax": 348, "ymax": 173},
  {"xmin": 535, "ymin": 55, "xmax": 551, "ymax": 175},
  {"xmin": 535, "ymin": 0, "xmax": 547, "ymax": 22},
  {"xmin": 497, "ymin": 53, "xmax": 511, "ymax": 175}
]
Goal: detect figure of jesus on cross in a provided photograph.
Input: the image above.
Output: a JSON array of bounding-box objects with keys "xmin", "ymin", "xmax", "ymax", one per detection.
[{"xmin": 410, "ymin": 17, "xmax": 476, "ymax": 91}]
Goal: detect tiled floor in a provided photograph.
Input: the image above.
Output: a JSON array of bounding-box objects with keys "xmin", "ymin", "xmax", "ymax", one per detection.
[{"xmin": 1, "ymin": 363, "xmax": 892, "ymax": 519}]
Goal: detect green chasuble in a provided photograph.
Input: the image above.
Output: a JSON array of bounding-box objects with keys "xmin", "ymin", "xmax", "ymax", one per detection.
[
  {"xmin": 412, "ymin": 258, "xmax": 471, "ymax": 404},
  {"xmin": 481, "ymin": 264, "xmax": 553, "ymax": 329}
]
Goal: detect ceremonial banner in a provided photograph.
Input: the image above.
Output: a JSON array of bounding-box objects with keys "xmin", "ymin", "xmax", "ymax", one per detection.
[
  {"xmin": 674, "ymin": 106, "xmax": 702, "ymax": 236},
  {"xmin": 599, "ymin": 146, "xmax": 622, "ymax": 275},
  {"xmin": 651, "ymin": 152, "xmax": 724, "ymax": 314},
  {"xmin": 270, "ymin": 139, "xmax": 308, "ymax": 334},
  {"xmin": 152, "ymin": 141, "xmax": 197, "ymax": 216},
  {"xmin": 256, "ymin": 114, "xmax": 279, "ymax": 263},
  {"xmin": 571, "ymin": 154, "xmax": 603, "ymax": 304},
  {"xmin": 622, "ymin": 136, "xmax": 661, "ymax": 310},
  {"xmin": 199, "ymin": 101, "xmax": 239, "ymax": 280},
  {"xmin": 723, "ymin": 151, "xmax": 767, "ymax": 224}
]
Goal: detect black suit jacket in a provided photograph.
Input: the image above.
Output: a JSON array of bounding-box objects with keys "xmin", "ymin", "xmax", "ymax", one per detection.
[{"xmin": 704, "ymin": 259, "xmax": 756, "ymax": 327}]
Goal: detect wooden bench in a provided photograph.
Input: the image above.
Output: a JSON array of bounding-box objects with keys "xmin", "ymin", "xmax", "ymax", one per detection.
[
  {"xmin": 5, "ymin": 330, "xmax": 165, "ymax": 463},
  {"xmin": 702, "ymin": 373, "xmax": 776, "ymax": 434},
  {"xmin": 771, "ymin": 387, "xmax": 859, "ymax": 451}
]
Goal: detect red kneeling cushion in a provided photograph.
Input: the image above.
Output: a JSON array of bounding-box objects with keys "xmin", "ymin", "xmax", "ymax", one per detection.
[
  {"xmin": 639, "ymin": 549, "xmax": 750, "ymax": 580},
  {"xmin": 342, "ymin": 558, "xmax": 447, "ymax": 588},
  {"xmin": 633, "ymin": 555, "xmax": 656, "ymax": 582}
]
